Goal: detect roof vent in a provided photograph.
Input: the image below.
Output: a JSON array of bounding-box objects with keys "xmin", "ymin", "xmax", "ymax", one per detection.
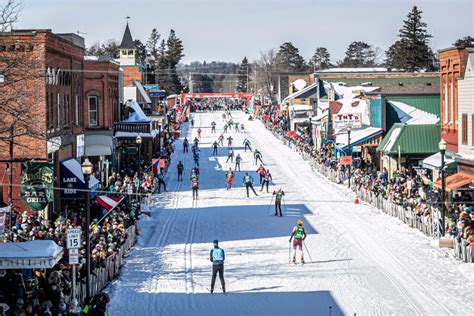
[
  {"xmin": 426, "ymin": 82, "xmax": 432, "ymax": 86},
  {"xmin": 398, "ymin": 82, "xmax": 404, "ymax": 86}
]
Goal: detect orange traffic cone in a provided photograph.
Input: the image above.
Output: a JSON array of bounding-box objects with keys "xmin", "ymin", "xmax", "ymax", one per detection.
[{"xmin": 354, "ymin": 197, "xmax": 359, "ymax": 204}]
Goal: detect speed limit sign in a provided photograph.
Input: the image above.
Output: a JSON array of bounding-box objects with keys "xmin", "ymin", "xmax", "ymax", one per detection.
[{"xmin": 67, "ymin": 228, "xmax": 81, "ymax": 249}]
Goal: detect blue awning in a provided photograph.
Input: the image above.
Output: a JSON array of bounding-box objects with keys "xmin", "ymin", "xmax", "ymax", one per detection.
[{"xmin": 60, "ymin": 158, "xmax": 99, "ymax": 199}]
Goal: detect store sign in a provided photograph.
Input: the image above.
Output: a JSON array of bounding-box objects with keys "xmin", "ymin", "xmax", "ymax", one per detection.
[
  {"xmin": 332, "ymin": 113, "xmax": 362, "ymax": 130},
  {"xmin": 0, "ymin": 206, "xmax": 8, "ymax": 237},
  {"xmin": 340, "ymin": 156, "xmax": 353, "ymax": 165},
  {"xmin": 352, "ymin": 146, "xmax": 362, "ymax": 153},
  {"xmin": 76, "ymin": 134, "xmax": 85, "ymax": 158},
  {"xmin": 20, "ymin": 162, "xmax": 54, "ymax": 211}
]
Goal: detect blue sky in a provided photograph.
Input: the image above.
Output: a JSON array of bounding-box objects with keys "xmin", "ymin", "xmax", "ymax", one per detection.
[{"xmin": 16, "ymin": 0, "xmax": 474, "ymax": 64}]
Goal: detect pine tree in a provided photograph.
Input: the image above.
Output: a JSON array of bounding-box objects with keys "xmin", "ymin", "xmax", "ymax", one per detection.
[
  {"xmin": 146, "ymin": 28, "xmax": 161, "ymax": 59},
  {"xmin": 308, "ymin": 47, "xmax": 331, "ymax": 71},
  {"xmin": 134, "ymin": 39, "xmax": 147, "ymax": 66},
  {"xmin": 155, "ymin": 39, "xmax": 168, "ymax": 90},
  {"xmin": 339, "ymin": 41, "xmax": 375, "ymax": 67},
  {"xmin": 274, "ymin": 42, "xmax": 307, "ymax": 73},
  {"xmin": 385, "ymin": 6, "xmax": 436, "ymax": 71},
  {"xmin": 236, "ymin": 57, "xmax": 249, "ymax": 92},
  {"xmin": 164, "ymin": 29, "xmax": 185, "ymax": 93}
]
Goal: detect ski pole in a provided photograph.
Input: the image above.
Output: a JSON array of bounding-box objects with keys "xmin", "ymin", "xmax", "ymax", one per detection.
[
  {"xmin": 303, "ymin": 240, "xmax": 314, "ymax": 263},
  {"xmin": 282, "ymin": 196, "xmax": 287, "ymax": 216},
  {"xmin": 267, "ymin": 195, "xmax": 274, "ymax": 215},
  {"xmin": 288, "ymin": 240, "xmax": 291, "ymax": 264}
]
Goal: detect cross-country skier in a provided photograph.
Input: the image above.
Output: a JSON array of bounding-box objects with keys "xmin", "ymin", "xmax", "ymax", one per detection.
[
  {"xmin": 243, "ymin": 172, "xmax": 258, "ymax": 197},
  {"xmin": 197, "ymin": 128, "xmax": 202, "ymax": 139},
  {"xmin": 218, "ymin": 134, "xmax": 224, "ymax": 146},
  {"xmin": 226, "ymin": 148, "xmax": 234, "ymax": 163},
  {"xmin": 222, "ymin": 113, "xmax": 226, "ymax": 121},
  {"xmin": 223, "ymin": 123, "xmax": 228, "ymax": 133},
  {"xmin": 191, "ymin": 175, "xmax": 199, "ymax": 200},
  {"xmin": 193, "ymin": 151, "xmax": 200, "ymax": 168},
  {"xmin": 289, "ymin": 219, "xmax": 307, "ymax": 264},
  {"xmin": 260, "ymin": 169, "xmax": 272, "ymax": 193},
  {"xmin": 193, "ymin": 137, "xmax": 200, "ymax": 146},
  {"xmin": 256, "ymin": 164, "xmax": 266, "ymax": 184},
  {"xmin": 273, "ymin": 188, "xmax": 285, "ymax": 216},
  {"xmin": 157, "ymin": 172, "xmax": 166, "ymax": 193},
  {"xmin": 177, "ymin": 161, "xmax": 184, "ymax": 181},
  {"xmin": 227, "ymin": 136, "xmax": 233, "ymax": 148},
  {"xmin": 243, "ymin": 138, "xmax": 252, "ymax": 152},
  {"xmin": 212, "ymin": 141, "xmax": 219, "ymax": 156},
  {"xmin": 211, "ymin": 121, "xmax": 216, "ymax": 133},
  {"xmin": 226, "ymin": 168, "xmax": 234, "ymax": 190},
  {"xmin": 190, "ymin": 118, "xmax": 194, "ymax": 127},
  {"xmin": 183, "ymin": 138, "xmax": 189, "ymax": 153},
  {"xmin": 191, "ymin": 167, "xmax": 200, "ymax": 180},
  {"xmin": 235, "ymin": 122, "xmax": 240, "ymax": 132},
  {"xmin": 210, "ymin": 240, "xmax": 226, "ymax": 294},
  {"xmin": 254, "ymin": 149, "xmax": 264, "ymax": 165},
  {"xmin": 235, "ymin": 154, "xmax": 242, "ymax": 171}
]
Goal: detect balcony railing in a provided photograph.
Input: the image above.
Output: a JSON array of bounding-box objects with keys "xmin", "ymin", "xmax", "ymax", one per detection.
[{"xmin": 114, "ymin": 121, "xmax": 158, "ymax": 134}]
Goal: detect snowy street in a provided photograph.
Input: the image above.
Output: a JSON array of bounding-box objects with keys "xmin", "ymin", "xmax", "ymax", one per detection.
[{"xmin": 107, "ymin": 111, "xmax": 474, "ymax": 316}]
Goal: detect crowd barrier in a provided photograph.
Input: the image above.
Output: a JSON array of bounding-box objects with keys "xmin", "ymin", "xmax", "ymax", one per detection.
[
  {"xmin": 265, "ymin": 123, "xmax": 473, "ymax": 263},
  {"xmin": 74, "ymin": 225, "xmax": 137, "ymax": 303}
]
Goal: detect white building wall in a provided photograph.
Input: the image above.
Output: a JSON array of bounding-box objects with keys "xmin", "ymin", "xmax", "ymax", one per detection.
[
  {"xmin": 458, "ymin": 55, "xmax": 474, "ymax": 158},
  {"xmin": 124, "ymin": 87, "xmax": 137, "ymax": 102}
]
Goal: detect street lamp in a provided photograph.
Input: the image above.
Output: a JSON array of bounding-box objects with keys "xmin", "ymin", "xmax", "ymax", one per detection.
[
  {"xmin": 136, "ymin": 135, "xmax": 142, "ymax": 204},
  {"xmin": 347, "ymin": 126, "xmax": 352, "ymax": 188},
  {"xmin": 81, "ymin": 157, "xmax": 93, "ymax": 300},
  {"xmin": 439, "ymin": 138, "xmax": 447, "ymax": 236}
]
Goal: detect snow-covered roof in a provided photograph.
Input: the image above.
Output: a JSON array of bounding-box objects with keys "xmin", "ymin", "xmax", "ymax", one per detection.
[
  {"xmin": 283, "ymin": 82, "xmax": 318, "ymax": 104},
  {"xmin": 422, "ymin": 152, "xmax": 455, "ymax": 170},
  {"xmin": 388, "ymin": 101, "xmax": 439, "ymax": 125},
  {"xmin": 125, "ymin": 100, "xmax": 149, "ymax": 122},
  {"xmin": 0, "ymin": 240, "xmax": 63, "ymax": 269},
  {"xmin": 289, "ymin": 104, "xmax": 313, "ymax": 112},
  {"xmin": 335, "ymin": 127, "xmax": 383, "ymax": 148},
  {"xmin": 382, "ymin": 126, "xmax": 402, "ymax": 153},
  {"xmin": 134, "ymin": 80, "xmax": 152, "ymax": 104},
  {"xmin": 329, "ymin": 82, "xmax": 380, "ymax": 99},
  {"xmin": 318, "ymin": 67, "xmax": 400, "ymax": 73}
]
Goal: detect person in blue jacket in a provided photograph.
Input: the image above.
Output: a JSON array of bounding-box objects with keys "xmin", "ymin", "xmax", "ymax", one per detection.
[
  {"xmin": 242, "ymin": 172, "xmax": 258, "ymax": 197},
  {"xmin": 210, "ymin": 240, "xmax": 226, "ymax": 294}
]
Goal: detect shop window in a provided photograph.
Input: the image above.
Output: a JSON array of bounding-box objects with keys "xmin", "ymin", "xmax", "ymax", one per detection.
[
  {"xmin": 462, "ymin": 114, "xmax": 468, "ymax": 145},
  {"xmin": 88, "ymin": 95, "xmax": 98, "ymax": 127}
]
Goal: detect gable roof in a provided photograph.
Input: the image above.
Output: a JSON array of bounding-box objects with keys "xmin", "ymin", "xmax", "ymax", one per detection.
[
  {"xmin": 119, "ymin": 23, "xmax": 135, "ymax": 49},
  {"xmin": 377, "ymin": 123, "xmax": 440, "ymax": 155}
]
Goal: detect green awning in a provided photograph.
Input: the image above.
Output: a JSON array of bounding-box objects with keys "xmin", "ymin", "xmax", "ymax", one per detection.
[{"xmin": 377, "ymin": 123, "xmax": 440, "ymax": 155}]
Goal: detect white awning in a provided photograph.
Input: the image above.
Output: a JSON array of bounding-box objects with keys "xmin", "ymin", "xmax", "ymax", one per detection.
[
  {"xmin": 422, "ymin": 152, "xmax": 456, "ymax": 170},
  {"xmin": 335, "ymin": 127, "xmax": 383, "ymax": 149},
  {"xmin": 85, "ymin": 133, "xmax": 113, "ymax": 156},
  {"xmin": 114, "ymin": 130, "xmax": 158, "ymax": 139},
  {"xmin": 0, "ymin": 240, "xmax": 63, "ymax": 269}
]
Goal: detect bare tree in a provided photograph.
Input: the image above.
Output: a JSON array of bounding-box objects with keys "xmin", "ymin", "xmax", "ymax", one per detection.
[
  {"xmin": 255, "ymin": 49, "xmax": 276, "ymax": 100},
  {"xmin": 0, "ymin": 0, "xmax": 21, "ymax": 32}
]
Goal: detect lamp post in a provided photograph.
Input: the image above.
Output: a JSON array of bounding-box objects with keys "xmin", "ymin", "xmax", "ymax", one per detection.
[
  {"xmin": 81, "ymin": 157, "xmax": 93, "ymax": 300},
  {"xmin": 347, "ymin": 126, "xmax": 352, "ymax": 188},
  {"xmin": 136, "ymin": 135, "xmax": 142, "ymax": 204},
  {"xmin": 439, "ymin": 138, "xmax": 447, "ymax": 236}
]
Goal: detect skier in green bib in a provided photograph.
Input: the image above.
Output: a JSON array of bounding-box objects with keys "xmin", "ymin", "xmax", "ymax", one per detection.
[
  {"xmin": 272, "ymin": 188, "xmax": 285, "ymax": 216},
  {"xmin": 289, "ymin": 219, "xmax": 307, "ymax": 264}
]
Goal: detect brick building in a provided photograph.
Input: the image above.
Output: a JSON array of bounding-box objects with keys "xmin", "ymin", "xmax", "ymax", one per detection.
[
  {"xmin": 82, "ymin": 56, "xmax": 120, "ymax": 183},
  {"xmin": 0, "ymin": 29, "xmax": 85, "ymax": 215},
  {"xmin": 439, "ymin": 47, "xmax": 470, "ymax": 153}
]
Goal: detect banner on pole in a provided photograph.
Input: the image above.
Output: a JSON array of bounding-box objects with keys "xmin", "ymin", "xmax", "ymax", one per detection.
[
  {"xmin": 0, "ymin": 205, "xmax": 9, "ymax": 237},
  {"xmin": 21, "ymin": 162, "xmax": 54, "ymax": 211}
]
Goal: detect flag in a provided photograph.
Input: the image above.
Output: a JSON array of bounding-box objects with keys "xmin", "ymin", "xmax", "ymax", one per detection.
[
  {"xmin": 296, "ymin": 127, "xmax": 304, "ymax": 137},
  {"xmin": 96, "ymin": 195, "xmax": 123, "ymax": 212}
]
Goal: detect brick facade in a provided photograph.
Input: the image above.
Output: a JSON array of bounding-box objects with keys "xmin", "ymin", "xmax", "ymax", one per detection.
[
  {"xmin": 0, "ymin": 30, "xmax": 84, "ymax": 212},
  {"xmin": 84, "ymin": 59, "xmax": 120, "ymax": 130},
  {"xmin": 439, "ymin": 47, "xmax": 469, "ymax": 152}
]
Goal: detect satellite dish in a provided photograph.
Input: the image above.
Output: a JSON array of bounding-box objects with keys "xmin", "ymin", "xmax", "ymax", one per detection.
[{"xmin": 292, "ymin": 79, "xmax": 307, "ymax": 91}]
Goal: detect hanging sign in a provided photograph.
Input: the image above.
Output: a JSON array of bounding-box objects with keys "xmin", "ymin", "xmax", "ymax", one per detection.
[{"xmin": 21, "ymin": 162, "xmax": 54, "ymax": 211}]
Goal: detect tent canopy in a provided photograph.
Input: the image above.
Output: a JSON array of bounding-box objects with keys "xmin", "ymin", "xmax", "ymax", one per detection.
[{"xmin": 0, "ymin": 240, "xmax": 63, "ymax": 269}]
